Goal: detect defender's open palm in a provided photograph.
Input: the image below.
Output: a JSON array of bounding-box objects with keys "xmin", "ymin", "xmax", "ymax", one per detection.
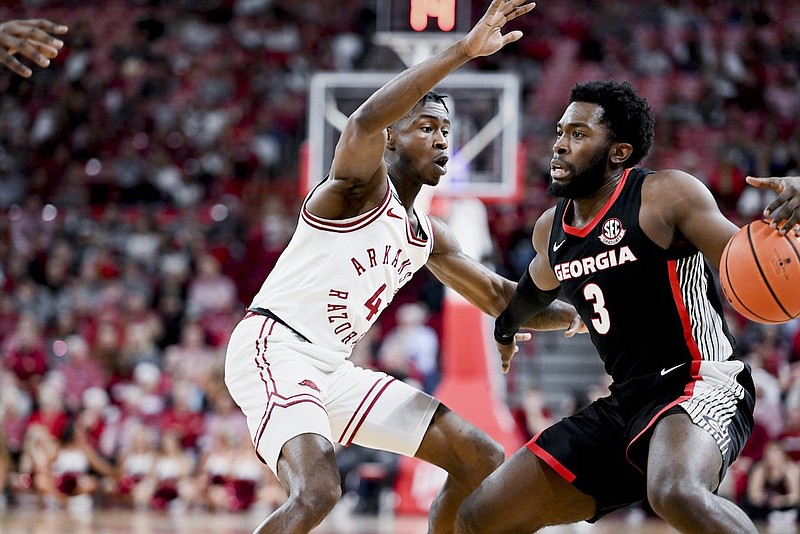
[
  {"xmin": 0, "ymin": 19, "xmax": 67, "ymax": 77},
  {"xmin": 463, "ymin": 0, "xmax": 535, "ymax": 58}
]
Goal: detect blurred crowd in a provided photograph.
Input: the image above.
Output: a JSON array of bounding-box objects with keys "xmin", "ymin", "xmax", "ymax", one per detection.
[{"xmin": 1, "ymin": 0, "xmax": 800, "ymax": 520}]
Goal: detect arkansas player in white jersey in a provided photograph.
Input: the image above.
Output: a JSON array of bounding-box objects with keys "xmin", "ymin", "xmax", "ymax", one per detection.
[
  {"xmin": 224, "ymin": 2, "xmax": 585, "ymax": 533},
  {"xmin": 249, "ymin": 178, "xmax": 434, "ymax": 361}
]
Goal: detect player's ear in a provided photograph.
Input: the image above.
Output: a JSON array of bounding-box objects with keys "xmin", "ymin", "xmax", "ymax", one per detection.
[
  {"xmin": 386, "ymin": 127, "xmax": 396, "ymax": 151},
  {"xmin": 610, "ymin": 142, "xmax": 633, "ymax": 164}
]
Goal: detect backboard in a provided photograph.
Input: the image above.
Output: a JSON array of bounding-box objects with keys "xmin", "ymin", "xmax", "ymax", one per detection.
[{"xmin": 304, "ymin": 71, "xmax": 522, "ymax": 203}]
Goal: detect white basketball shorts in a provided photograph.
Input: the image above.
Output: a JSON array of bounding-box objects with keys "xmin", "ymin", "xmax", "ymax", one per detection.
[{"xmin": 224, "ymin": 313, "xmax": 440, "ymax": 477}]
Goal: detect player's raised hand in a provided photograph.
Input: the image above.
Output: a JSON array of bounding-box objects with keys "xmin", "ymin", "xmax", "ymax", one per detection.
[
  {"xmin": 462, "ymin": 0, "xmax": 535, "ymax": 59},
  {"xmin": 0, "ymin": 19, "xmax": 67, "ymax": 77},
  {"xmin": 746, "ymin": 176, "xmax": 800, "ymax": 236}
]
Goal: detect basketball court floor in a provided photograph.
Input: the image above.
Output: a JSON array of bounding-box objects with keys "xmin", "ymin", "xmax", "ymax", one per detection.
[{"xmin": 0, "ymin": 505, "xmax": 776, "ymax": 534}]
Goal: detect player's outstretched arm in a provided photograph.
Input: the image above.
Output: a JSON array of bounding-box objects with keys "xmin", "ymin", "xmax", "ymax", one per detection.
[
  {"xmin": 493, "ymin": 209, "xmax": 571, "ymax": 373},
  {"xmin": 745, "ymin": 176, "xmax": 800, "ymax": 236},
  {"xmin": 329, "ymin": 0, "xmax": 535, "ymax": 190},
  {"xmin": 426, "ymin": 215, "xmax": 583, "ymax": 333},
  {"xmin": 0, "ymin": 19, "xmax": 67, "ymax": 77}
]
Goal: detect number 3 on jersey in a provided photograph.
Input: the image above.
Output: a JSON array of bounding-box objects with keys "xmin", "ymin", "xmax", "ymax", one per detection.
[{"xmin": 583, "ymin": 282, "xmax": 610, "ymax": 334}]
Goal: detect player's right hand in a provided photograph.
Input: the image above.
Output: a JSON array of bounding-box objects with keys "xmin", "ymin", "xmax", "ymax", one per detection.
[
  {"xmin": 462, "ymin": 0, "xmax": 536, "ymax": 59},
  {"xmin": 0, "ymin": 19, "xmax": 67, "ymax": 77},
  {"xmin": 496, "ymin": 332, "xmax": 531, "ymax": 374}
]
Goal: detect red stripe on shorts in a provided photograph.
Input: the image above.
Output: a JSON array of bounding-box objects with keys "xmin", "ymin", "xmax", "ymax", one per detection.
[
  {"xmin": 338, "ymin": 376, "xmax": 396, "ymax": 446},
  {"xmin": 527, "ymin": 432, "xmax": 576, "ymax": 483}
]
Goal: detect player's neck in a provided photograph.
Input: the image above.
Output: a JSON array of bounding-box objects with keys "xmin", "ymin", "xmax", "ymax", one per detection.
[
  {"xmin": 388, "ymin": 170, "xmax": 420, "ymax": 211},
  {"xmin": 570, "ymin": 169, "xmax": 625, "ymax": 227}
]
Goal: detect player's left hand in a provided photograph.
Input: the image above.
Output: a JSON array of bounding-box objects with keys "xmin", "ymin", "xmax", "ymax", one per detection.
[
  {"xmin": 746, "ymin": 176, "xmax": 800, "ymax": 236},
  {"xmin": 462, "ymin": 0, "xmax": 536, "ymax": 59},
  {"xmin": 0, "ymin": 19, "xmax": 67, "ymax": 77},
  {"xmin": 563, "ymin": 314, "xmax": 588, "ymax": 338},
  {"xmin": 496, "ymin": 332, "xmax": 531, "ymax": 374}
]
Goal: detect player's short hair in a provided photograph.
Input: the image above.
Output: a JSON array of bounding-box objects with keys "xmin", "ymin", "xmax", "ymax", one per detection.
[
  {"xmin": 419, "ymin": 90, "xmax": 449, "ymax": 113},
  {"xmin": 394, "ymin": 91, "xmax": 450, "ymax": 126},
  {"xmin": 569, "ymin": 80, "xmax": 654, "ymax": 167}
]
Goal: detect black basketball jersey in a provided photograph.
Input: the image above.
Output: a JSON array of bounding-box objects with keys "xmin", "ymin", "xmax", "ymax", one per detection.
[{"xmin": 548, "ymin": 167, "xmax": 737, "ymax": 387}]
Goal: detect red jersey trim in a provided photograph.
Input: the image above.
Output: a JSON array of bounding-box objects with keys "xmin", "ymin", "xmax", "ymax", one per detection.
[
  {"xmin": 301, "ymin": 180, "xmax": 392, "ymax": 233},
  {"xmin": 667, "ymin": 259, "xmax": 705, "ymax": 366},
  {"xmin": 562, "ymin": 167, "xmax": 632, "ymax": 238}
]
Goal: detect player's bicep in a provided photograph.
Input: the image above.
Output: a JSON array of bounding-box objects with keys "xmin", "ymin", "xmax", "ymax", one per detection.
[
  {"xmin": 427, "ymin": 217, "xmax": 513, "ymax": 316},
  {"xmin": 329, "ymin": 114, "xmax": 389, "ymax": 184}
]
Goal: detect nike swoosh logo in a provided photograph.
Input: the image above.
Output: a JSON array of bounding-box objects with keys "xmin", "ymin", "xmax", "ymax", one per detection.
[
  {"xmin": 660, "ymin": 363, "xmax": 685, "ymax": 376},
  {"xmin": 553, "ymin": 240, "xmax": 566, "ymax": 252},
  {"xmin": 387, "ymin": 208, "xmax": 403, "ymax": 219}
]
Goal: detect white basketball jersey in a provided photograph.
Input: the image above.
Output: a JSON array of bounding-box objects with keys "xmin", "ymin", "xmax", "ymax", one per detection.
[{"xmin": 250, "ymin": 178, "xmax": 434, "ymax": 359}]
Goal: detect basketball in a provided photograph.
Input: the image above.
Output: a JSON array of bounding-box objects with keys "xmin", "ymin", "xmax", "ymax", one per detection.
[{"xmin": 719, "ymin": 220, "xmax": 800, "ymax": 324}]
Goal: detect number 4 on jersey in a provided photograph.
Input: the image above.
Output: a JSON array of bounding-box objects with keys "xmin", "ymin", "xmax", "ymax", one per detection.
[{"xmin": 364, "ymin": 284, "xmax": 387, "ymax": 321}]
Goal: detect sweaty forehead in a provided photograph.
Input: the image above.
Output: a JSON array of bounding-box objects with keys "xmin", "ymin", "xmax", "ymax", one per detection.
[{"xmin": 558, "ymin": 101, "xmax": 605, "ymax": 128}]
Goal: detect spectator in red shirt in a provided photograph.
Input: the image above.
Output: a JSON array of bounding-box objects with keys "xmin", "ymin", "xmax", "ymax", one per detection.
[
  {"xmin": 2, "ymin": 314, "xmax": 48, "ymax": 394},
  {"xmin": 27, "ymin": 380, "xmax": 70, "ymax": 441},
  {"xmin": 159, "ymin": 379, "xmax": 205, "ymax": 450}
]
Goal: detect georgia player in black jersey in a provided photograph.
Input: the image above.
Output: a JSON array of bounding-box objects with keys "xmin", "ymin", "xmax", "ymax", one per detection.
[{"xmin": 457, "ymin": 80, "xmax": 800, "ymax": 533}]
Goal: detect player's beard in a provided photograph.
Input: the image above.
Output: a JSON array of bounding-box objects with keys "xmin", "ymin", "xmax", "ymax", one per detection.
[{"xmin": 547, "ymin": 143, "xmax": 610, "ymax": 199}]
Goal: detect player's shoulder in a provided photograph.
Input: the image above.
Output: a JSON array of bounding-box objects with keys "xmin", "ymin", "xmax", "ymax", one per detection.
[
  {"xmin": 427, "ymin": 213, "xmax": 446, "ymax": 233},
  {"xmin": 643, "ymin": 168, "xmax": 709, "ymax": 198},
  {"xmin": 428, "ymin": 213, "xmax": 464, "ymax": 244},
  {"xmin": 427, "ymin": 214, "xmax": 455, "ymax": 252},
  {"xmin": 536, "ymin": 206, "xmax": 558, "ymax": 228},
  {"xmin": 531, "ymin": 206, "xmax": 558, "ymax": 250},
  {"xmin": 646, "ymin": 168, "xmax": 704, "ymax": 185},
  {"xmin": 641, "ymin": 168, "xmax": 719, "ymax": 226}
]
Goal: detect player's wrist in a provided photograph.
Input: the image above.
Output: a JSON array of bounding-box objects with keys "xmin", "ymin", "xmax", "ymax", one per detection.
[
  {"xmin": 454, "ymin": 36, "xmax": 480, "ymax": 61},
  {"xmin": 493, "ymin": 320, "xmax": 515, "ymax": 345}
]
